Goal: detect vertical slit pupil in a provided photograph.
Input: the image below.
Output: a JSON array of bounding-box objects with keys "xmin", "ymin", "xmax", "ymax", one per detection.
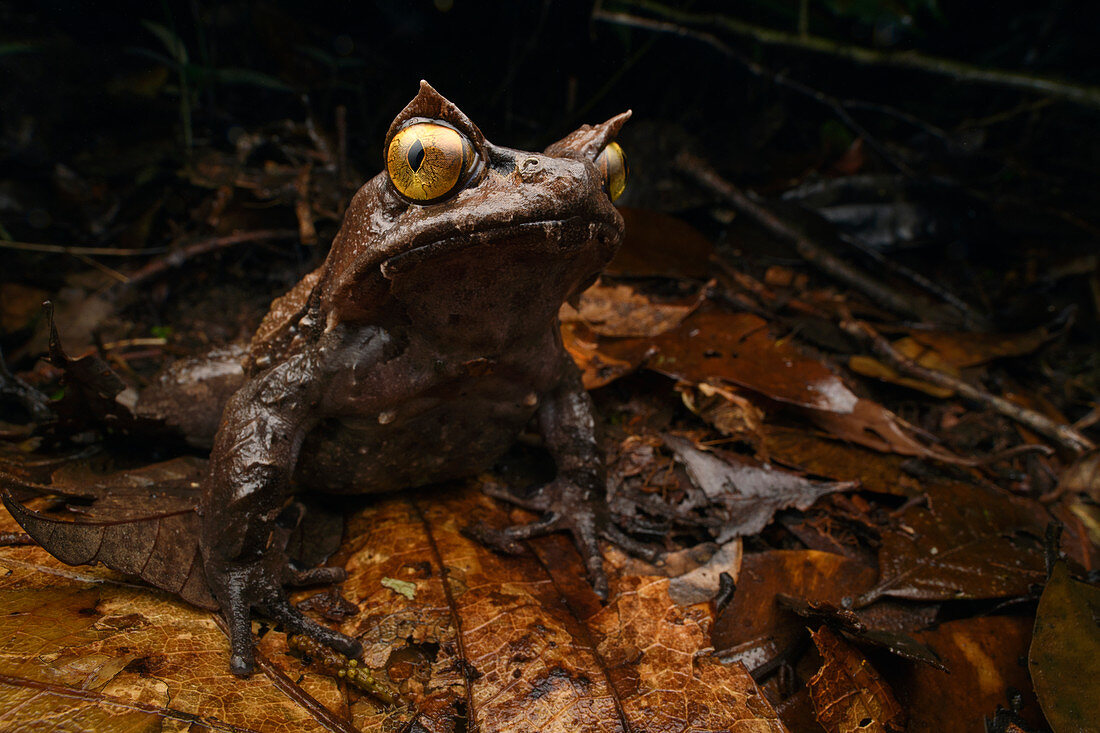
[{"xmin": 407, "ymin": 138, "xmax": 426, "ymax": 173}]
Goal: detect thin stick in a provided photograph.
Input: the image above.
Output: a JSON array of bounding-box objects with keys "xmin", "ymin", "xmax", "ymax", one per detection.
[
  {"xmin": 835, "ymin": 232, "xmax": 987, "ymax": 328},
  {"xmin": 123, "ymin": 229, "xmax": 299, "ymax": 289},
  {"xmin": 676, "ymin": 151, "xmax": 938, "ymax": 322},
  {"xmin": 838, "ymin": 314, "xmax": 1094, "ymax": 454},
  {"xmin": 596, "ymin": 7, "xmax": 915, "ymax": 176},
  {"xmin": 0, "ymin": 240, "xmax": 167, "ymax": 256},
  {"xmin": 611, "ymin": 0, "xmax": 1100, "ymax": 110}
]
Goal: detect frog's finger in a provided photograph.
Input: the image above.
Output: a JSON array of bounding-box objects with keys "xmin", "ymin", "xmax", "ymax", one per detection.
[
  {"xmin": 572, "ymin": 520, "xmax": 609, "ymax": 601},
  {"xmin": 265, "ymin": 600, "xmax": 362, "ymax": 659},
  {"xmin": 224, "ymin": 585, "xmax": 257, "ymax": 677},
  {"xmin": 463, "ymin": 514, "xmax": 559, "ymax": 554},
  {"xmin": 601, "ymin": 524, "xmax": 659, "ymax": 563},
  {"xmin": 287, "ymin": 565, "xmax": 347, "ymax": 587}
]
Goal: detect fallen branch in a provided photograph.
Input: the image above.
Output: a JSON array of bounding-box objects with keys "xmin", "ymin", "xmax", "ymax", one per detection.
[
  {"xmin": 0, "ymin": 240, "xmax": 167, "ymax": 256},
  {"xmin": 676, "ymin": 151, "xmax": 941, "ymax": 323},
  {"xmin": 608, "ymin": 0, "xmax": 1100, "ymax": 110},
  {"xmin": 122, "ymin": 229, "xmax": 299, "ymax": 289},
  {"xmin": 594, "ymin": 6, "xmax": 915, "ymax": 176},
  {"xmin": 838, "ymin": 313, "xmax": 1095, "ymax": 455}
]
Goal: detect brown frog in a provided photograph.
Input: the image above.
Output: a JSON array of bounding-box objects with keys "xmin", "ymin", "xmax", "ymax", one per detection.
[{"xmin": 132, "ymin": 81, "xmax": 647, "ymax": 676}]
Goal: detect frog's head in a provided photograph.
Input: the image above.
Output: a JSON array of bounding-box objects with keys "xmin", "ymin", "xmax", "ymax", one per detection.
[{"xmin": 319, "ymin": 81, "xmax": 629, "ymax": 339}]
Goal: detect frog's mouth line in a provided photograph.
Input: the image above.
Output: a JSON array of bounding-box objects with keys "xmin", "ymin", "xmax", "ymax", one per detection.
[{"xmin": 379, "ymin": 216, "xmax": 620, "ymax": 277}]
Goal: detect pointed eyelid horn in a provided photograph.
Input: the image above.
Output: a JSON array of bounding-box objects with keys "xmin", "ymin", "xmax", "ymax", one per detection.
[
  {"xmin": 542, "ymin": 110, "xmax": 632, "ymax": 160},
  {"xmin": 383, "ymin": 80, "xmax": 486, "ymax": 152}
]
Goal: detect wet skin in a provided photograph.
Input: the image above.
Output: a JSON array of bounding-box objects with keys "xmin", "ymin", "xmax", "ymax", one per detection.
[{"xmin": 155, "ymin": 82, "xmax": 650, "ymax": 675}]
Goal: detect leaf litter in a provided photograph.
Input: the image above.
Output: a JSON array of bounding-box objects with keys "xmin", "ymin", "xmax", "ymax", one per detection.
[{"xmin": 2, "ymin": 20, "xmax": 1099, "ymax": 731}]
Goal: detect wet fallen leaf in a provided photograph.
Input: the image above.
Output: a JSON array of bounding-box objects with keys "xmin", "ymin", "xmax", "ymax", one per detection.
[
  {"xmin": 712, "ymin": 550, "xmax": 877, "ymax": 673},
  {"xmin": 894, "ymin": 616, "xmax": 1044, "ymax": 731},
  {"xmin": 650, "ymin": 308, "xmax": 860, "ymax": 414},
  {"xmin": 665, "ymin": 434, "xmax": 858, "ymax": 542},
  {"xmin": 606, "ymin": 208, "xmax": 714, "ymax": 279},
  {"xmin": 646, "ymin": 309, "xmax": 959, "ymax": 460},
  {"xmin": 0, "ymin": 550, "xmax": 344, "ymax": 732},
  {"xmin": 808, "ymin": 626, "xmax": 905, "ymax": 733},
  {"xmin": 760, "ymin": 426, "xmax": 918, "ymax": 496},
  {"xmin": 905, "ymin": 326, "xmax": 1057, "ymax": 369},
  {"xmin": 858, "ymin": 482, "xmax": 1046, "ymax": 605},
  {"xmin": 776, "ymin": 595, "xmax": 944, "ymax": 670},
  {"xmin": 2, "ymin": 487, "xmax": 214, "ymax": 610},
  {"xmin": 1028, "ymin": 562, "xmax": 1100, "ymax": 731}
]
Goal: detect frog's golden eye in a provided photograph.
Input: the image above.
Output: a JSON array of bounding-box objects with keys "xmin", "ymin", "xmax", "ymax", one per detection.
[
  {"xmin": 595, "ymin": 141, "xmax": 627, "ymax": 202},
  {"xmin": 386, "ymin": 122, "xmax": 475, "ymax": 203}
]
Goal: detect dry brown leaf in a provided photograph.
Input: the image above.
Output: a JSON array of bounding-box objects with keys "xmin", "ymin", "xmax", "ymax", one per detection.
[
  {"xmin": 560, "ymin": 279, "xmax": 704, "ymax": 338},
  {"xmin": 0, "ymin": 553, "xmax": 342, "ymax": 732},
  {"xmin": 1059, "ymin": 450, "xmax": 1100, "ymax": 502},
  {"xmin": 809, "ymin": 626, "xmax": 905, "ymax": 733},
  {"xmin": 677, "ymin": 381, "xmax": 767, "ymax": 445},
  {"xmin": 806, "ymin": 398, "xmax": 963, "ymax": 463},
  {"xmin": 847, "ymin": 354, "xmax": 954, "ymax": 398},
  {"xmin": 664, "ymin": 435, "xmax": 857, "ymax": 543},
  {"xmin": 561, "ymin": 321, "xmax": 653, "ymax": 390},
  {"xmin": 1, "ymin": 479, "xmax": 788, "ymax": 732}
]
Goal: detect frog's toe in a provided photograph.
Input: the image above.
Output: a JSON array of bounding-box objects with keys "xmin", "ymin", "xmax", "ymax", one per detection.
[
  {"xmin": 287, "ymin": 565, "xmax": 347, "ymax": 587},
  {"xmin": 601, "ymin": 523, "xmax": 660, "ymax": 563},
  {"xmin": 463, "ymin": 516, "xmax": 558, "ymax": 554},
  {"xmin": 265, "ymin": 598, "xmax": 362, "ymax": 658},
  {"xmin": 467, "ymin": 503, "xmax": 612, "ymax": 599}
]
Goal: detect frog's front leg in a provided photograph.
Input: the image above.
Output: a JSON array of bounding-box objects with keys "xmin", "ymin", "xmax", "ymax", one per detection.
[
  {"xmin": 201, "ymin": 346, "xmax": 361, "ymax": 676},
  {"xmin": 472, "ymin": 357, "xmax": 655, "ymax": 599}
]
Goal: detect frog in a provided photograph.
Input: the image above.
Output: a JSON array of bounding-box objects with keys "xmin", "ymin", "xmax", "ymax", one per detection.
[{"xmin": 130, "ymin": 81, "xmax": 649, "ymax": 676}]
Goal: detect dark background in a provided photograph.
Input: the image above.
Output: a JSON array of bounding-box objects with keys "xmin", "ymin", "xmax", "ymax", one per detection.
[{"xmin": 2, "ymin": 0, "xmax": 1098, "ymax": 395}]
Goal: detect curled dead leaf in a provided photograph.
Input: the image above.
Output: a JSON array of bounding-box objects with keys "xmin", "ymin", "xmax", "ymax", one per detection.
[
  {"xmin": 809, "ymin": 626, "xmax": 905, "ymax": 733},
  {"xmin": 560, "ymin": 278, "xmax": 705, "ymax": 338}
]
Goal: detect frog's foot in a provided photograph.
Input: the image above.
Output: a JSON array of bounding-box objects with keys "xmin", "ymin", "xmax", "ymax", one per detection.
[
  {"xmin": 471, "ymin": 477, "xmax": 658, "ymax": 600},
  {"xmin": 209, "ymin": 553, "xmax": 361, "ymax": 677}
]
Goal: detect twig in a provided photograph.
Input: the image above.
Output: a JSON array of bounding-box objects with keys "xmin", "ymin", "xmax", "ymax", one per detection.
[
  {"xmin": 677, "ymin": 151, "xmax": 939, "ymax": 322},
  {"xmin": 840, "ymin": 100, "xmax": 950, "ymax": 142},
  {"xmin": 122, "ymin": 229, "xmax": 299, "ymax": 289},
  {"xmin": 610, "ymin": 0, "xmax": 1100, "ymax": 110},
  {"xmin": 0, "ymin": 240, "xmax": 167, "ymax": 256},
  {"xmin": 835, "ymin": 232, "xmax": 987, "ymax": 329},
  {"xmin": 595, "ymin": 7, "xmax": 915, "ymax": 176},
  {"xmin": 838, "ymin": 314, "xmax": 1094, "ymax": 455}
]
